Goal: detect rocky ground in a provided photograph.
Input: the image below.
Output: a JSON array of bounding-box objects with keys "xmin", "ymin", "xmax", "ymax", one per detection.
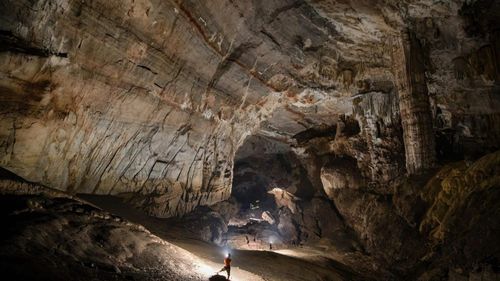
[
  {"xmin": 1, "ymin": 151, "xmax": 499, "ymax": 281},
  {"xmin": 80, "ymin": 194, "xmax": 365, "ymax": 281},
  {"xmin": 0, "ymin": 171, "xmax": 364, "ymax": 281},
  {"xmin": 85, "ymin": 150, "xmax": 500, "ymax": 281},
  {"xmin": 0, "ymin": 178, "xmax": 211, "ymax": 281},
  {"xmin": 1, "ymin": 0, "xmax": 500, "ymax": 280}
]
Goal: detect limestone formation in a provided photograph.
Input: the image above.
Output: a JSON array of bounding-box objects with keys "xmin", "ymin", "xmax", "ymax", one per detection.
[
  {"xmin": 261, "ymin": 211, "xmax": 276, "ymax": 225},
  {"xmin": 393, "ymin": 31, "xmax": 436, "ymax": 175},
  {"xmin": 1, "ymin": 0, "xmax": 499, "ymax": 217},
  {"xmin": 320, "ymin": 157, "xmax": 364, "ymax": 199},
  {"xmin": 1, "ymin": 0, "xmax": 500, "ymax": 280}
]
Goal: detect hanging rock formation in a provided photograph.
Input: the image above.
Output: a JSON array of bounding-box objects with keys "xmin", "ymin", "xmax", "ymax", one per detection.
[
  {"xmin": 1, "ymin": 0, "xmax": 500, "ymax": 280},
  {"xmin": 1, "ymin": 0, "xmax": 499, "ymax": 217}
]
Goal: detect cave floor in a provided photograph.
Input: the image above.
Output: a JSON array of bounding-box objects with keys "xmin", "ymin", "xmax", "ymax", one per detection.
[{"xmin": 80, "ymin": 195, "xmax": 365, "ymax": 281}]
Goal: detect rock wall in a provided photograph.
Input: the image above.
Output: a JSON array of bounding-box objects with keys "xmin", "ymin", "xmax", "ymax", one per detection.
[
  {"xmin": 1, "ymin": 0, "xmax": 499, "ymax": 220},
  {"xmin": 1, "ymin": 1, "xmax": 497, "ymax": 280},
  {"xmin": 0, "ymin": 0, "xmax": 289, "ymax": 217}
]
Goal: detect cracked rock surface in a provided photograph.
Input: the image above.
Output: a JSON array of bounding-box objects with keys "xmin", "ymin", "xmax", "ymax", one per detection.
[
  {"xmin": 1, "ymin": 0, "xmax": 499, "ymax": 217},
  {"xmin": 1, "ymin": 0, "xmax": 500, "ymax": 280}
]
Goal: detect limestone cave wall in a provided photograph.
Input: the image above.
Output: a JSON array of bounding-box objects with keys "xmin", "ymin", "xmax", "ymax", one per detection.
[{"xmin": 0, "ymin": 0, "xmax": 499, "ymax": 220}]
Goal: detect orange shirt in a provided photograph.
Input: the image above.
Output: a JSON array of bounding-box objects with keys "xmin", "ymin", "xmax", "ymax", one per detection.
[{"xmin": 224, "ymin": 257, "xmax": 232, "ymax": 267}]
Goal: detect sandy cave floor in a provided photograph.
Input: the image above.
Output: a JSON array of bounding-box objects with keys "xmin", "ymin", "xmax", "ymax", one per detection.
[{"xmin": 80, "ymin": 195, "xmax": 365, "ymax": 281}]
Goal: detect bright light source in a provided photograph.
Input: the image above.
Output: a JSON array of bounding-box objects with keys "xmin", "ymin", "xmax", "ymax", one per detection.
[
  {"xmin": 197, "ymin": 264, "xmax": 215, "ymax": 276},
  {"xmin": 222, "ymin": 247, "xmax": 231, "ymax": 257}
]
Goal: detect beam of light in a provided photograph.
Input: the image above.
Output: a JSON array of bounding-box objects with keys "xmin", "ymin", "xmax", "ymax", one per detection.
[
  {"xmin": 197, "ymin": 264, "xmax": 216, "ymax": 276},
  {"xmin": 222, "ymin": 247, "xmax": 231, "ymax": 257}
]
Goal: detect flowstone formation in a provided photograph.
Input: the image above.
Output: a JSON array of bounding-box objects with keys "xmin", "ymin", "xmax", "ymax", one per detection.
[{"xmin": 1, "ymin": 0, "xmax": 500, "ymax": 280}]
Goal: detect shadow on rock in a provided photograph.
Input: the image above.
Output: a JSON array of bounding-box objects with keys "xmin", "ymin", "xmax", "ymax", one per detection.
[{"xmin": 209, "ymin": 274, "xmax": 228, "ymax": 281}]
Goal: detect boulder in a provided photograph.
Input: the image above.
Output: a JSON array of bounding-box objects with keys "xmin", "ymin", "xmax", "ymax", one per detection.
[
  {"xmin": 261, "ymin": 211, "xmax": 276, "ymax": 225},
  {"xmin": 320, "ymin": 158, "xmax": 364, "ymax": 199}
]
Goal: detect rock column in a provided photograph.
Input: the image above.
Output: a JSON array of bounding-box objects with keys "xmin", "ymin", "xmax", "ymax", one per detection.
[{"xmin": 393, "ymin": 31, "xmax": 436, "ymax": 174}]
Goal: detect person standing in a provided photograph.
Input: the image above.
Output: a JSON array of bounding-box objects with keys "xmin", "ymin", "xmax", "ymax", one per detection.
[{"xmin": 218, "ymin": 253, "xmax": 232, "ymax": 279}]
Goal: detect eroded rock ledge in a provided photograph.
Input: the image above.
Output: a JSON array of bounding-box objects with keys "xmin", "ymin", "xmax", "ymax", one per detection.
[
  {"xmin": 1, "ymin": 0, "xmax": 499, "ymax": 218},
  {"xmin": 1, "ymin": 0, "xmax": 500, "ymax": 280}
]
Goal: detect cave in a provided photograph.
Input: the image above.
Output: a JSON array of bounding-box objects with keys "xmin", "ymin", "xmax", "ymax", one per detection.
[{"xmin": 1, "ymin": 0, "xmax": 500, "ymax": 280}]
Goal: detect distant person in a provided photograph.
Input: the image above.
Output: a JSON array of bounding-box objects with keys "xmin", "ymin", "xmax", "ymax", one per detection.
[{"xmin": 218, "ymin": 253, "xmax": 231, "ymax": 279}]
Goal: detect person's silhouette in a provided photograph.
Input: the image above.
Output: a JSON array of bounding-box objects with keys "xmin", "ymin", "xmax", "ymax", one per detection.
[{"xmin": 217, "ymin": 253, "xmax": 232, "ymax": 279}]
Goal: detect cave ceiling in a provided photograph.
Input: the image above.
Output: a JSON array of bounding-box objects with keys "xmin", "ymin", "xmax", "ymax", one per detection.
[{"xmin": 0, "ymin": 0, "xmax": 499, "ymax": 217}]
